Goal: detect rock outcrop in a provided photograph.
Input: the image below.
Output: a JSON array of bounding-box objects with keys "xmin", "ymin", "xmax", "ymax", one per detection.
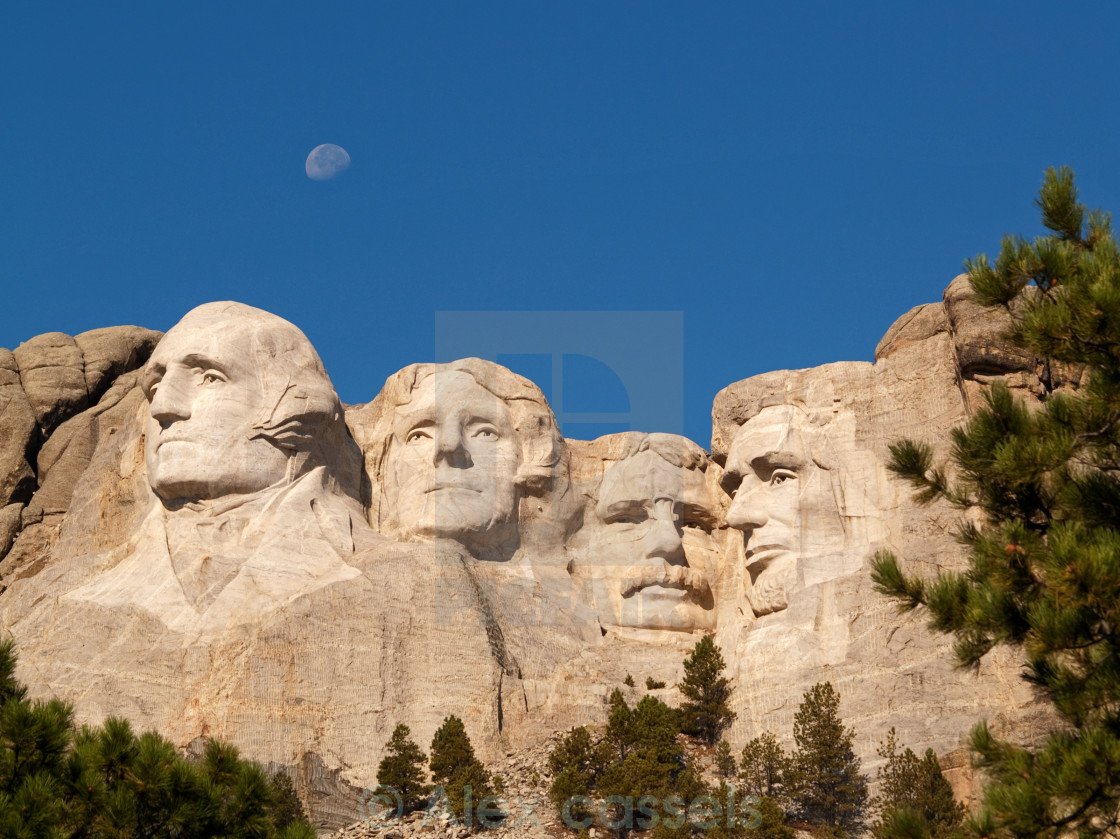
[
  {"xmin": 0, "ymin": 277, "xmax": 1060, "ymax": 828},
  {"xmin": 0, "ymin": 325, "xmax": 161, "ymax": 581}
]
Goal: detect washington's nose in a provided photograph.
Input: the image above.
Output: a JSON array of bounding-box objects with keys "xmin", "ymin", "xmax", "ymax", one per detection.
[
  {"xmin": 643, "ymin": 508, "xmax": 686, "ymax": 567},
  {"xmin": 433, "ymin": 422, "xmax": 471, "ymax": 467},
  {"xmin": 148, "ymin": 376, "xmax": 191, "ymax": 426},
  {"xmin": 727, "ymin": 485, "xmax": 767, "ymax": 532}
]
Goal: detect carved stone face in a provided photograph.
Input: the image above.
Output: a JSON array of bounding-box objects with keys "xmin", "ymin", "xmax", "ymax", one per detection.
[
  {"xmin": 576, "ymin": 450, "xmax": 715, "ymax": 630},
  {"xmin": 723, "ymin": 405, "xmax": 845, "ymax": 615},
  {"xmin": 385, "ymin": 370, "xmax": 523, "ymax": 546},
  {"xmin": 143, "ymin": 317, "xmax": 290, "ymax": 504}
]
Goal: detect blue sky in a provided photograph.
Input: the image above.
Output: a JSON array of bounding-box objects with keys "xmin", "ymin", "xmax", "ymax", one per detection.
[{"xmin": 3, "ymin": 2, "xmax": 1118, "ymax": 445}]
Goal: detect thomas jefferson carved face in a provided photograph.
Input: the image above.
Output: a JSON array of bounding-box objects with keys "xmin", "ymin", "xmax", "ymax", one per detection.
[
  {"xmin": 573, "ymin": 445, "xmax": 716, "ymax": 631},
  {"xmin": 142, "ymin": 315, "xmax": 290, "ymax": 504},
  {"xmin": 723, "ymin": 405, "xmax": 845, "ymax": 615},
  {"xmin": 384, "ymin": 370, "xmax": 523, "ymax": 547}
]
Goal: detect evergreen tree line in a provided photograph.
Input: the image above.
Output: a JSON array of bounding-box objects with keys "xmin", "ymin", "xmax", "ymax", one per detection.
[
  {"xmin": 546, "ymin": 638, "xmax": 964, "ymax": 838},
  {"xmin": 0, "ymin": 641, "xmax": 314, "ymax": 839},
  {"xmin": 547, "ymin": 635, "xmax": 744, "ymax": 838},
  {"xmin": 736, "ymin": 685, "xmax": 965, "ymax": 839},
  {"xmin": 373, "ymin": 715, "xmax": 498, "ymax": 829}
]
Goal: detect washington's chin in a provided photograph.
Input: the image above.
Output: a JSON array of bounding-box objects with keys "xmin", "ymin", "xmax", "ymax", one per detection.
[
  {"xmin": 148, "ymin": 462, "xmax": 205, "ymax": 502},
  {"xmin": 401, "ymin": 514, "xmax": 518, "ymax": 545}
]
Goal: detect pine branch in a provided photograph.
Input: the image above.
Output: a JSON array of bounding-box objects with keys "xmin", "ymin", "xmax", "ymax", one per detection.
[
  {"xmin": 1037, "ymin": 166, "xmax": 1084, "ymax": 243},
  {"xmin": 871, "ymin": 551, "xmax": 927, "ymax": 612}
]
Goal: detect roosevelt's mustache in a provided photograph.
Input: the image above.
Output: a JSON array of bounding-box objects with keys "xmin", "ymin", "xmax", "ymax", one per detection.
[{"xmin": 620, "ymin": 563, "xmax": 711, "ymax": 600}]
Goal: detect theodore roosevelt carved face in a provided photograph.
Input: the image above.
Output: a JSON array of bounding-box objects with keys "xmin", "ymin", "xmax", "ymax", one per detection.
[
  {"xmin": 140, "ymin": 302, "xmax": 346, "ymax": 505},
  {"xmin": 571, "ymin": 435, "xmax": 716, "ymax": 631}
]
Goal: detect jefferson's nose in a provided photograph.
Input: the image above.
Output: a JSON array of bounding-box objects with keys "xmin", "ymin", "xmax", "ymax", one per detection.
[
  {"xmin": 727, "ymin": 485, "xmax": 767, "ymax": 532},
  {"xmin": 148, "ymin": 374, "xmax": 191, "ymax": 426},
  {"xmin": 433, "ymin": 422, "xmax": 471, "ymax": 467}
]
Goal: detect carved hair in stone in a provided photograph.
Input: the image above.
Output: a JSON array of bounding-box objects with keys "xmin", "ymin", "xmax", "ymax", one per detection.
[
  {"xmin": 569, "ymin": 433, "xmax": 717, "ymax": 631},
  {"xmin": 721, "ymin": 402, "xmax": 884, "ymax": 616},
  {"xmin": 364, "ymin": 358, "xmax": 565, "ymax": 558}
]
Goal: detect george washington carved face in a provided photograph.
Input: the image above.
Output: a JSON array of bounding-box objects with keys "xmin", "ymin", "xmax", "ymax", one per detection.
[{"xmin": 141, "ymin": 302, "xmax": 343, "ymax": 505}]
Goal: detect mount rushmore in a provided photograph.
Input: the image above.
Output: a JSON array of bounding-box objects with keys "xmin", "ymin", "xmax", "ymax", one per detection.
[{"xmin": 0, "ymin": 279, "xmax": 1058, "ymax": 825}]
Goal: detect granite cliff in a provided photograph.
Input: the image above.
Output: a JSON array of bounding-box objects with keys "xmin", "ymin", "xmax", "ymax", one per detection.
[{"xmin": 0, "ymin": 277, "xmax": 1057, "ymax": 829}]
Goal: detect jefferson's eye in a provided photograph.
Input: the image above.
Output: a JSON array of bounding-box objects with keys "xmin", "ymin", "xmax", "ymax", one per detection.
[
  {"xmin": 406, "ymin": 428, "xmax": 433, "ymax": 444},
  {"xmin": 201, "ymin": 372, "xmax": 224, "ymax": 385},
  {"xmin": 770, "ymin": 469, "xmax": 797, "ymax": 487},
  {"xmin": 472, "ymin": 426, "xmax": 499, "ymax": 440}
]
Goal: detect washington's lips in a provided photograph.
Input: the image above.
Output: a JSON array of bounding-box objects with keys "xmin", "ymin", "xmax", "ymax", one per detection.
[
  {"xmin": 151, "ymin": 434, "xmax": 196, "ymax": 449},
  {"xmin": 620, "ymin": 564, "xmax": 711, "ymax": 600}
]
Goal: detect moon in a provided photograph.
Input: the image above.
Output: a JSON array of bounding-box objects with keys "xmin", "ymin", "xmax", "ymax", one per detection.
[{"xmin": 305, "ymin": 144, "xmax": 351, "ymax": 181}]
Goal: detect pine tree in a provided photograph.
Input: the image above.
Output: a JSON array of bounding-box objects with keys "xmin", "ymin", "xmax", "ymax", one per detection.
[
  {"xmin": 377, "ymin": 723, "xmax": 433, "ymax": 814},
  {"xmin": 267, "ymin": 770, "xmax": 309, "ymax": 831},
  {"xmin": 752, "ymin": 795, "xmax": 796, "ymax": 839},
  {"xmin": 739, "ymin": 731, "xmax": 789, "ymax": 806},
  {"xmin": 679, "ymin": 636, "xmax": 735, "ymax": 745},
  {"xmin": 787, "ymin": 682, "xmax": 868, "ymax": 835},
  {"xmin": 605, "ymin": 687, "xmax": 633, "ymax": 762},
  {"xmin": 872, "ymin": 167, "xmax": 1120, "ymax": 839},
  {"xmin": 598, "ymin": 694, "xmax": 690, "ymax": 802},
  {"xmin": 429, "ymin": 715, "xmax": 495, "ymax": 826},
  {"xmin": 429, "ymin": 715, "xmax": 478, "ymax": 786},
  {"xmin": 716, "ymin": 739, "xmax": 737, "ymax": 778},
  {"xmin": 872, "ymin": 729, "xmax": 964, "ymax": 839},
  {"xmin": 548, "ymin": 725, "xmax": 612, "ymax": 821}
]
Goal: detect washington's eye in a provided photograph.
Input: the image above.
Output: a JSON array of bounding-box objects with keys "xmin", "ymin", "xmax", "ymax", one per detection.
[
  {"xmin": 472, "ymin": 426, "xmax": 499, "ymax": 440},
  {"xmin": 770, "ymin": 469, "xmax": 797, "ymax": 487},
  {"xmin": 201, "ymin": 371, "xmax": 224, "ymax": 385}
]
